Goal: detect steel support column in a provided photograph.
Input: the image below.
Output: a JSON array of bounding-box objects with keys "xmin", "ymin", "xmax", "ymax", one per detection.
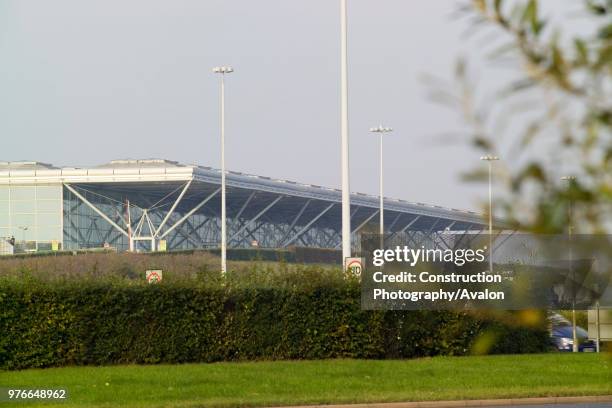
[
  {"xmin": 229, "ymin": 195, "xmax": 283, "ymax": 244},
  {"xmin": 64, "ymin": 184, "xmax": 129, "ymax": 237},
  {"xmin": 283, "ymin": 203, "xmax": 335, "ymax": 247},
  {"xmin": 159, "ymin": 188, "xmax": 221, "ymax": 239}
]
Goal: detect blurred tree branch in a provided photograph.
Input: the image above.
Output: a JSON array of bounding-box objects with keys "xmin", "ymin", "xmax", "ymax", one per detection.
[{"xmin": 431, "ymin": 0, "xmax": 611, "ymax": 233}]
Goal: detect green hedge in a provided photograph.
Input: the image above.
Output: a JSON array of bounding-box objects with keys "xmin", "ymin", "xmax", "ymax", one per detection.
[{"xmin": 0, "ymin": 280, "xmax": 549, "ymax": 369}]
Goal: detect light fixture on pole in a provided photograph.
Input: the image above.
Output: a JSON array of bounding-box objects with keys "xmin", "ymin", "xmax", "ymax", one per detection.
[
  {"xmin": 213, "ymin": 65, "xmax": 234, "ymax": 275},
  {"xmin": 17, "ymin": 226, "xmax": 28, "ymax": 253},
  {"xmin": 594, "ymin": 283, "xmax": 601, "ymax": 353},
  {"xmin": 370, "ymin": 125, "xmax": 393, "ymax": 247},
  {"xmin": 17, "ymin": 226, "xmax": 28, "ymax": 243},
  {"xmin": 561, "ymin": 175, "xmax": 578, "ymax": 353},
  {"xmin": 480, "ymin": 155, "xmax": 499, "ymax": 274},
  {"xmin": 340, "ymin": 0, "xmax": 351, "ymax": 266}
]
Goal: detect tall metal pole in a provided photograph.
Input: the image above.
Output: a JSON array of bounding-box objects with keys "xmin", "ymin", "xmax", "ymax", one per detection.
[
  {"xmin": 221, "ymin": 73, "xmax": 227, "ymax": 275},
  {"xmin": 570, "ymin": 197, "xmax": 577, "ymax": 352},
  {"xmin": 340, "ymin": 0, "xmax": 351, "ymax": 265},
  {"xmin": 488, "ymin": 160, "xmax": 492, "ymax": 273},
  {"xmin": 561, "ymin": 175, "xmax": 578, "ymax": 352},
  {"xmin": 481, "ymin": 155, "xmax": 498, "ymax": 273},
  {"xmin": 596, "ymin": 300, "xmax": 601, "ymax": 353},
  {"xmin": 379, "ymin": 132, "xmax": 383, "ymax": 240},
  {"xmin": 18, "ymin": 226, "xmax": 28, "ymax": 247},
  {"xmin": 370, "ymin": 125, "xmax": 392, "ymax": 248},
  {"xmin": 214, "ymin": 66, "xmax": 233, "ymax": 275}
]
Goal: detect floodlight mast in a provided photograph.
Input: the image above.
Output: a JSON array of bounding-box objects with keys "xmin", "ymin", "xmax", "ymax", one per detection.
[
  {"xmin": 480, "ymin": 155, "xmax": 499, "ymax": 275},
  {"xmin": 213, "ymin": 66, "xmax": 234, "ymax": 275},
  {"xmin": 17, "ymin": 226, "xmax": 28, "ymax": 245},
  {"xmin": 340, "ymin": 0, "xmax": 351, "ymax": 266},
  {"xmin": 370, "ymin": 125, "xmax": 393, "ymax": 248},
  {"xmin": 561, "ymin": 175, "xmax": 578, "ymax": 353}
]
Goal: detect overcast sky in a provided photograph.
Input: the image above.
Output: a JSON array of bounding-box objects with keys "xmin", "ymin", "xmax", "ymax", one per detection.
[{"xmin": 0, "ymin": 0, "xmax": 579, "ymax": 211}]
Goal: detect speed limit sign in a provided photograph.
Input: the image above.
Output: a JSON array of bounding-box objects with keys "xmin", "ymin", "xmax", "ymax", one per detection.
[{"xmin": 345, "ymin": 257, "xmax": 364, "ymax": 277}]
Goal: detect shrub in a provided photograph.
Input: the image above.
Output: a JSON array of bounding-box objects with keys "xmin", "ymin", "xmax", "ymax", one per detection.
[{"xmin": 0, "ymin": 275, "xmax": 549, "ymax": 370}]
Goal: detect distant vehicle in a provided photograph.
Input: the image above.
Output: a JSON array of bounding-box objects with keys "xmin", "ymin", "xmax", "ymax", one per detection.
[{"xmin": 549, "ymin": 313, "xmax": 596, "ymax": 352}]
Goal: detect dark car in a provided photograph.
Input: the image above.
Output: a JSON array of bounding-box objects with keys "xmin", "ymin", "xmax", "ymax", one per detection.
[{"xmin": 551, "ymin": 323, "xmax": 597, "ymax": 352}]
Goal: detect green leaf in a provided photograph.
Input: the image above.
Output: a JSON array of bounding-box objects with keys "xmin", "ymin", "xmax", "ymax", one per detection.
[
  {"xmin": 472, "ymin": 136, "xmax": 492, "ymax": 151},
  {"xmin": 517, "ymin": 163, "xmax": 547, "ymax": 184},
  {"xmin": 473, "ymin": 0, "xmax": 487, "ymax": 13},
  {"xmin": 594, "ymin": 43, "xmax": 612, "ymax": 69},
  {"xmin": 586, "ymin": 0, "xmax": 608, "ymax": 15},
  {"xmin": 521, "ymin": 0, "xmax": 539, "ymax": 33},
  {"xmin": 574, "ymin": 39, "xmax": 589, "ymax": 65},
  {"xmin": 494, "ymin": 0, "xmax": 503, "ymax": 13},
  {"xmin": 598, "ymin": 23, "xmax": 612, "ymax": 40}
]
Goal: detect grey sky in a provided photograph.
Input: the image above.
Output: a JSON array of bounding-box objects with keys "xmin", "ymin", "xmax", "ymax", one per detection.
[{"xmin": 0, "ymin": 1, "xmax": 578, "ymax": 211}]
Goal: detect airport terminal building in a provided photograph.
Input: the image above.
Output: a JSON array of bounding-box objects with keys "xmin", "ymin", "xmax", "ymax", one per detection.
[{"xmin": 0, "ymin": 159, "xmax": 487, "ymax": 255}]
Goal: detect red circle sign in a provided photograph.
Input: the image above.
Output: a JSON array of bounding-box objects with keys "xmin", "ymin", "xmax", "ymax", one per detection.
[{"xmin": 347, "ymin": 259, "xmax": 363, "ymax": 276}]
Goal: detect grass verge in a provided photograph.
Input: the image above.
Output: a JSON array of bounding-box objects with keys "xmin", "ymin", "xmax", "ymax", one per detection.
[{"xmin": 1, "ymin": 354, "xmax": 610, "ymax": 408}]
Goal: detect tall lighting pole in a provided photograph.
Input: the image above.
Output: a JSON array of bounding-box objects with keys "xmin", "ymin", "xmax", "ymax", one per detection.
[
  {"xmin": 370, "ymin": 125, "xmax": 393, "ymax": 247},
  {"xmin": 340, "ymin": 0, "xmax": 351, "ymax": 265},
  {"xmin": 561, "ymin": 175, "xmax": 578, "ymax": 353},
  {"xmin": 213, "ymin": 65, "xmax": 233, "ymax": 275},
  {"xmin": 480, "ymin": 155, "xmax": 499, "ymax": 274},
  {"xmin": 18, "ymin": 226, "xmax": 28, "ymax": 249}
]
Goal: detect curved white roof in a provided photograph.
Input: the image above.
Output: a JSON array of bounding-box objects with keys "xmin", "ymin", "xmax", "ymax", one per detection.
[{"xmin": 0, "ymin": 158, "xmax": 489, "ymax": 227}]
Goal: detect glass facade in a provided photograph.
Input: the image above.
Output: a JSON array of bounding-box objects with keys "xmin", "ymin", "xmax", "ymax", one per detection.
[
  {"xmin": 62, "ymin": 185, "xmax": 219, "ymax": 252},
  {"xmin": 0, "ymin": 184, "xmax": 63, "ymax": 252},
  {"xmin": 1, "ymin": 179, "xmax": 484, "ymax": 255},
  {"xmin": 62, "ymin": 186, "xmax": 128, "ymax": 251}
]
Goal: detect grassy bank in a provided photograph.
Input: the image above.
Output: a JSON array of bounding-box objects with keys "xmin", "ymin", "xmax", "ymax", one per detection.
[
  {"xmin": 0, "ymin": 249, "xmax": 339, "ymax": 283},
  {"xmin": 1, "ymin": 354, "xmax": 610, "ymax": 408}
]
